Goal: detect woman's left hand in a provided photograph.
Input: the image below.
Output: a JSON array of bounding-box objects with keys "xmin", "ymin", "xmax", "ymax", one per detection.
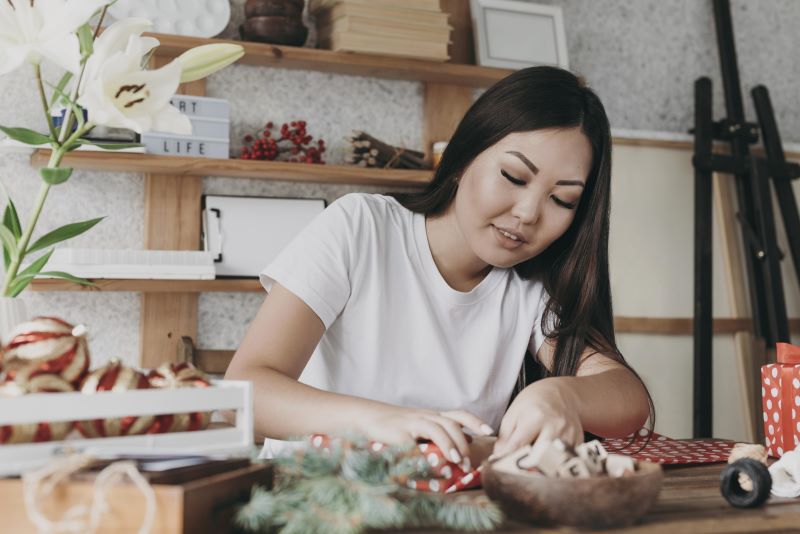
[{"xmin": 492, "ymin": 378, "xmax": 584, "ymax": 458}]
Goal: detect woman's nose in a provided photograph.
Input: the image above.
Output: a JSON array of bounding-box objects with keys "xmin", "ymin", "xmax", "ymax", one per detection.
[{"xmin": 511, "ymin": 192, "xmax": 543, "ymax": 225}]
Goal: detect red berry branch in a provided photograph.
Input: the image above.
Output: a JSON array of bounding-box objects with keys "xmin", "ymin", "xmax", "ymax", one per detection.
[{"xmin": 239, "ymin": 120, "xmax": 326, "ymax": 164}]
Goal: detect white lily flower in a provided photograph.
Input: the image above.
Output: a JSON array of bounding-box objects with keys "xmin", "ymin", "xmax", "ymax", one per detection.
[
  {"xmin": 177, "ymin": 43, "xmax": 245, "ymax": 83},
  {"xmin": 78, "ymin": 57, "xmax": 191, "ymax": 135},
  {"xmin": 78, "ymin": 19, "xmax": 190, "ymax": 135},
  {"xmin": 79, "ymin": 18, "xmax": 161, "ymax": 95},
  {"xmin": 0, "ymin": 0, "xmax": 111, "ymax": 75}
]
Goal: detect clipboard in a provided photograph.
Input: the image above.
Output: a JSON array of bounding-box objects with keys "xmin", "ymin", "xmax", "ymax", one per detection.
[{"xmin": 202, "ymin": 194, "xmax": 326, "ymax": 277}]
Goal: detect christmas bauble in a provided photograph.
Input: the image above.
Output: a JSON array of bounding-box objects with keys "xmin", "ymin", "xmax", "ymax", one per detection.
[
  {"xmin": 0, "ymin": 373, "xmax": 75, "ymax": 444},
  {"xmin": 2, "ymin": 317, "xmax": 90, "ymax": 388},
  {"xmin": 75, "ymin": 360, "xmax": 155, "ymax": 438},
  {"xmin": 148, "ymin": 362, "xmax": 212, "ymax": 433}
]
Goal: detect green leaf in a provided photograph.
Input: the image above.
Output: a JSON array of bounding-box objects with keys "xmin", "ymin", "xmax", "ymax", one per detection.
[
  {"xmin": 0, "ymin": 224, "xmax": 18, "ymax": 261},
  {"xmin": 8, "ymin": 275, "xmax": 34, "ymax": 297},
  {"xmin": 8, "ymin": 269, "xmax": 95, "ymax": 297},
  {"xmin": 8, "ymin": 249, "xmax": 54, "ymax": 297},
  {"xmin": 26, "ymin": 217, "xmax": 104, "ymax": 255},
  {"xmin": 38, "ymin": 271, "xmax": 95, "ymax": 286},
  {"xmin": 0, "ymin": 183, "xmax": 21, "ymax": 270},
  {"xmin": 46, "ymin": 81, "xmax": 85, "ymax": 131},
  {"xmin": 17, "ymin": 248, "xmax": 53, "ymax": 279},
  {"xmin": 48, "ymin": 72, "xmax": 74, "ymax": 110},
  {"xmin": 77, "ymin": 140, "xmax": 143, "ymax": 150},
  {"xmin": 3, "ymin": 201, "xmax": 20, "ymax": 270},
  {"xmin": 3, "ymin": 199, "xmax": 21, "ymax": 239},
  {"xmin": 39, "ymin": 167, "xmax": 73, "ymax": 185},
  {"xmin": 0, "ymin": 125, "xmax": 51, "ymax": 146},
  {"xmin": 77, "ymin": 23, "xmax": 94, "ymax": 58}
]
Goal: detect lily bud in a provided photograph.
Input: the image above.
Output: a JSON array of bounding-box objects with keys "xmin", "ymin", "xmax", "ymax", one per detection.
[{"xmin": 177, "ymin": 43, "xmax": 244, "ymax": 83}]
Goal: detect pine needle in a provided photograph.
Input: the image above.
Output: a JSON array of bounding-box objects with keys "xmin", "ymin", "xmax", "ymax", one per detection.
[
  {"xmin": 235, "ymin": 437, "xmax": 504, "ymax": 533},
  {"xmin": 235, "ymin": 485, "xmax": 278, "ymax": 531},
  {"xmin": 436, "ymin": 494, "xmax": 504, "ymax": 531}
]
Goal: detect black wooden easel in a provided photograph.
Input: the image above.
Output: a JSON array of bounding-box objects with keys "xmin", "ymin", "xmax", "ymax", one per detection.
[{"xmin": 691, "ymin": 0, "xmax": 800, "ymax": 438}]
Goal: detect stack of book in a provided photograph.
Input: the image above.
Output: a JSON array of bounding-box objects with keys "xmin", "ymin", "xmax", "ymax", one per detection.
[
  {"xmin": 141, "ymin": 94, "xmax": 231, "ymax": 159},
  {"xmin": 310, "ymin": 0, "xmax": 451, "ymax": 61}
]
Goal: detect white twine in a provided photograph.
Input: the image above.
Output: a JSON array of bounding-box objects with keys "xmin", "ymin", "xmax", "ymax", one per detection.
[{"xmin": 22, "ymin": 454, "xmax": 157, "ymax": 534}]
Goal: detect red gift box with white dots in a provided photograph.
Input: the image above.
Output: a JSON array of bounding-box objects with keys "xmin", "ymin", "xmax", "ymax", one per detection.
[{"xmin": 761, "ymin": 342, "xmax": 800, "ymax": 458}]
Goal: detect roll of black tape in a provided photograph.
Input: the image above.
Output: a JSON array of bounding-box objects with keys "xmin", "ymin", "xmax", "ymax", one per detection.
[{"xmin": 720, "ymin": 458, "xmax": 772, "ymax": 508}]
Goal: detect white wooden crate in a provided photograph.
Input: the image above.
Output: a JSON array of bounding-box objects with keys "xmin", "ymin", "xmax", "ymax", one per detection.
[{"xmin": 0, "ymin": 380, "xmax": 253, "ymax": 477}]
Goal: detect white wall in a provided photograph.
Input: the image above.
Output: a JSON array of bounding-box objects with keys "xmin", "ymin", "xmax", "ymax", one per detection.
[{"xmin": 609, "ymin": 143, "xmax": 800, "ymax": 441}]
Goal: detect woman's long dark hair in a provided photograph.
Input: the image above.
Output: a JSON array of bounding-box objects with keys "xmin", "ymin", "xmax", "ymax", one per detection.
[{"xmin": 390, "ymin": 66, "xmax": 654, "ymax": 439}]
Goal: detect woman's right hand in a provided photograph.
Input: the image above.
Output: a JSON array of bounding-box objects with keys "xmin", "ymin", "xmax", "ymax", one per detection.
[{"xmin": 356, "ymin": 407, "xmax": 494, "ymax": 468}]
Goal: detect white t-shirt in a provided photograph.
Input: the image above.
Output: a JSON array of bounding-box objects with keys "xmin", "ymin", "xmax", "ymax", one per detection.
[{"xmin": 259, "ymin": 193, "xmax": 548, "ymax": 452}]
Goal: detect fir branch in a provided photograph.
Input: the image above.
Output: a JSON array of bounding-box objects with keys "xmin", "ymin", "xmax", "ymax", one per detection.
[
  {"xmin": 235, "ymin": 437, "xmax": 504, "ymax": 533},
  {"xmin": 357, "ymin": 485, "xmax": 405, "ymax": 528},
  {"xmin": 436, "ymin": 494, "xmax": 505, "ymax": 532},
  {"xmin": 236, "ymin": 485, "xmax": 279, "ymax": 532},
  {"xmin": 388, "ymin": 453, "xmax": 433, "ymax": 483},
  {"xmin": 402, "ymin": 490, "xmax": 443, "ymax": 527},
  {"xmin": 341, "ymin": 448, "xmax": 390, "ymax": 483}
]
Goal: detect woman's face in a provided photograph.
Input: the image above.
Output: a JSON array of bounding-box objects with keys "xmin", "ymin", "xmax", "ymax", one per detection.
[{"xmin": 452, "ymin": 127, "xmax": 593, "ymax": 269}]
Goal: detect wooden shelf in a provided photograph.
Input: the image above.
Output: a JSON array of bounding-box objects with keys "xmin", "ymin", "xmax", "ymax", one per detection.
[
  {"xmin": 614, "ymin": 316, "xmax": 800, "ymax": 334},
  {"xmin": 31, "ymin": 137, "xmax": 722, "ymax": 188},
  {"xmin": 30, "ymin": 150, "xmax": 432, "ymax": 187},
  {"xmin": 30, "ymin": 278, "xmax": 262, "ymax": 292},
  {"xmin": 148, "ymin": 32, "xmax": 512, "ymax": 88}
]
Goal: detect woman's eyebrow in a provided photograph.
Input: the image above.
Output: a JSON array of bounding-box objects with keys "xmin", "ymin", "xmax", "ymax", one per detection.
[
  {"xmin": 506, "ymin": 150, "xmax": 539, "ymax": 174},
  {"xmin": 506, "ymin": 150, "xmax": 585, "ymax": 187}
]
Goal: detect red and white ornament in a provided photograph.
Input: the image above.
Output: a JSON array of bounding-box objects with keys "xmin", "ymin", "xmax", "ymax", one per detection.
[
  {"xmin": 0, "ymin": 373, "xmax": 75, "ymax": 444},
  {"xmin": 75, "ymin": 359, "xmax": 155, "ymax": 438},
  {"xmin": 148, "ymin": 362, "xmax": 212, "ymax": 433},
  {"xmin": 2, "ymin": 317, "xmax": 90, "ymax": 388}
]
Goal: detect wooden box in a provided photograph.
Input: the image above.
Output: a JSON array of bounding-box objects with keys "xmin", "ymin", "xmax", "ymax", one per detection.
[{"xmin": 0, "ymin": 461, "xmax": 273, "ymax": 534}]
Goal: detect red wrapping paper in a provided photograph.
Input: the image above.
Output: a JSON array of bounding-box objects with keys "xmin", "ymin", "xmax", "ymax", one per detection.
[
  {"xmin": 307, "ymin": 429, "xmax": 735, "ymax": 494},
  {"xmin": 761, "ymin": 342, "xmax": 800, "ymax": 458},
  {"xmin": 602, "ymin": 428, "xmax": 734, "ymax": 464},
  {"xmin": 308, "ymin": 434, "xmax": 483, "ymax": 493}
]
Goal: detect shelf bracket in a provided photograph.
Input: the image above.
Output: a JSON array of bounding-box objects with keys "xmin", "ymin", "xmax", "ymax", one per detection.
[{"xmin": 140, "ymin": 56, "xmax": 205, "ymax": 368}]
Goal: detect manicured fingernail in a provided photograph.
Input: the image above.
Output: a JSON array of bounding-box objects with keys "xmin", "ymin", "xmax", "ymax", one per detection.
[
  {"xmin": 480, "ymin": 424, "xmax": 494, "ymax": 436},
  {"xmin": 461, "ymin": 457, "xmax": 472, "ymax": 471},
  {"xmin": 449, "ymin": 448, "xmax": 461, "ymax": 463}
]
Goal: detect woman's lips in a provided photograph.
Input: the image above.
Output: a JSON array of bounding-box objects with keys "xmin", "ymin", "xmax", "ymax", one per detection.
[{"xmin": 492, "ymin": 225, "xmax": 525, "ymax": 249}]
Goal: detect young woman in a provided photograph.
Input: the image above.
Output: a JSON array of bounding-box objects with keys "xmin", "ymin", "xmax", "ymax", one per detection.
[{"xmin": 226, "ymin": 66, "xmax": 653, "ymax": 463}]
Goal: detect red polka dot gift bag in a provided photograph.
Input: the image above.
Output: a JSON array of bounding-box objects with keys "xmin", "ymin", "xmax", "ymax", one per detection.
[{"xmin": 761, "ymin": 342, "xmax": 800, "ymax": 458}]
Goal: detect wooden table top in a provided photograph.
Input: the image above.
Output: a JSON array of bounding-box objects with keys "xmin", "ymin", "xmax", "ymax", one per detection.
[{"xmin": 495, "ymin": 463, "xmax": 800, "ymax": 533}]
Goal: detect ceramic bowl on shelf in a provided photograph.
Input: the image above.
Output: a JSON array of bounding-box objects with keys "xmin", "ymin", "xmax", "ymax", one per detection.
[
  {"xmin": 481, "ymin": 458, "xmax": 664, "ymax": 529},
  {"xmin": 108, "ymin": 0, "xmax": 231, "ymax": 38}
]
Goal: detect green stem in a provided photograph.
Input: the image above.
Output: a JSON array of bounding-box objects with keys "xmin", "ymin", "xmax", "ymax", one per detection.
[
  {"xmin": 63, "ymin": 121, "xmax": 93, "ymax": 151},
  {"xmin": 1, "ymin": 122, "xmax": 92, "ymax": 296},
  {"xmin": 34, "ymin": 64, "xmax": 59, "ymax": 142},
  {"xmin": 2, "ymin": 8, "xmax": 110, "ymax": 296},
  {"xmin": 57, "ymin": 6, "xmax": 108, "ymax": 145}
]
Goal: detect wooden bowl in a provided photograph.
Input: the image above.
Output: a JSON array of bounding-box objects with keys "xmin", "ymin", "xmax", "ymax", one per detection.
[
  {"xmin": 245, "ymin": 0, "xmax": 304, "ymax": 19},
  {"xmin": 240, "ymin": 16, "xmax": 308, "ymax": 46},
  {"xmin": 482, "ymin": 460, "xmax": 664, "ymax": 529}
]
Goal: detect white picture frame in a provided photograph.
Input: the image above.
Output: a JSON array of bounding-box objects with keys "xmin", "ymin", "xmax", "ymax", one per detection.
[{"xmin": 470, "ymin": 0, "xmax": 569, "ymax": 70}]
